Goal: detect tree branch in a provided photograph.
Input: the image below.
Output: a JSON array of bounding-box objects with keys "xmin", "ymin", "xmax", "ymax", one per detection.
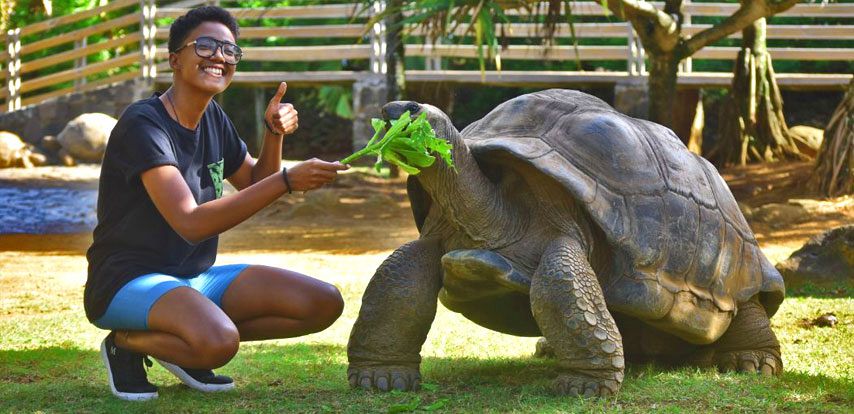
[
  {"xmin": 681, "ymin": 0, "xmax": 800, "ymax": 57},
  {"xmin": 605, "ymin": 0, "xmax": 675, "ymax": 29},
  {"xmin": 606, "ymin": 0, "xmax": 679, "ymax": 52}
]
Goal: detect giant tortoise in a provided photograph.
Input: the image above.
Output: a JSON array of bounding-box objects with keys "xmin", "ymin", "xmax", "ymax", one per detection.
[{"xmin": 347, "ymin": 89, "xmax": 785, "ymax": 397}]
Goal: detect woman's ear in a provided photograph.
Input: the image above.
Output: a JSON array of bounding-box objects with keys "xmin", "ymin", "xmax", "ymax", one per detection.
[{"xmin": 169, "ymin": 53, "xmax": 181, "ymax": 71}]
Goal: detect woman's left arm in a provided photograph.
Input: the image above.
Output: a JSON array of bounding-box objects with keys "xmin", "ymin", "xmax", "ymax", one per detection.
[{"xmin": 229, "ymin": 82, "xmax": 297, "ymax": 190}]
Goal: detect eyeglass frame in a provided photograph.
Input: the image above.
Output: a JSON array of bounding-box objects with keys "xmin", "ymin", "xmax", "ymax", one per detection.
[{"xmin": 172, "ymin": 36, "xmax": 243, "ymax": 65}]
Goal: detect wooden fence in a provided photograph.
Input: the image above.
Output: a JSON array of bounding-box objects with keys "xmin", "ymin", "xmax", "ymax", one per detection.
[{"xmin": 2, "ymin": 0, "xmax": 852, "ymax": 112}]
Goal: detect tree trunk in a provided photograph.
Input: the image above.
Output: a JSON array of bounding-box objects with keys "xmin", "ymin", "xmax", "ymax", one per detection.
[
  {"xmin": 385, "ymin": 0, "xmax": 404, "ymax": 177},
  {"xmin": 647, "ymin": 52, "xmax": 680, "ymax": 128},
  {"xmin": 715, "ymin": 19, "xmax": 805, "ymax": 165},
  {"xmin": 811, "ymin": 79, "xmax": 854, "ymax": 197}
]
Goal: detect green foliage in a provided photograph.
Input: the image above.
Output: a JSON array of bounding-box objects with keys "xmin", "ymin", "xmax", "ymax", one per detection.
[
  {"xmin": 341, "ymin": 111, "xmax": 454, "ymax": 175},
  {"xmin": 361, "ymin": 0, "xmax": 581, "ymax": 77}
]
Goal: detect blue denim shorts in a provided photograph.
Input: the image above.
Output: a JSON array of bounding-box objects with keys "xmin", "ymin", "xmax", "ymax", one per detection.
[{"xmin": 94, "ymin": 264, "xmax": 250, "ymax": 331}]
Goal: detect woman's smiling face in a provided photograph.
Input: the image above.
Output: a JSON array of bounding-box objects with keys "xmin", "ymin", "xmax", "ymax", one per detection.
[{"xmin": 170, "ymin": 21, "xmax": 237, "ymax": 95}]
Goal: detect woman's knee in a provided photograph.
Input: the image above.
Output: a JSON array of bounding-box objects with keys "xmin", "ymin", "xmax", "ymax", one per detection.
[
  {"xmin": 188, "ymin": 322, "xmax": 240, "ymax": 368},
  {"xmin": 309, "ymin": 282, "xmax": 344, "ymax": 330}
]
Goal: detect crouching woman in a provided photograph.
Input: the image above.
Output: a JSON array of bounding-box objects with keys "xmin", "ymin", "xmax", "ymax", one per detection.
[{"xmin": 84, "ymin": 6, "xmax": 348, "ymax": 401}]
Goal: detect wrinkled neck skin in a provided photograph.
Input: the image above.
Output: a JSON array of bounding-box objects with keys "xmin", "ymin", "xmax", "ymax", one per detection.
[{"xmin": 417, "ymin": 121, "xmax": 523, "ymax": 248}]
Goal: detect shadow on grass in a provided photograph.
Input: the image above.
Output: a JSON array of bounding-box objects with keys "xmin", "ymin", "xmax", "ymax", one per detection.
[{"xmin": 2, "ymin": 343, "xmax": 852, "ymax": 413}]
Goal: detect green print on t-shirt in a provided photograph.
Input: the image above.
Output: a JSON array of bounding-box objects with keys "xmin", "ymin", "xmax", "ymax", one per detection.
[{"xmin": 208, "ymin": 159, "xmax": 224, "ymax": 198}]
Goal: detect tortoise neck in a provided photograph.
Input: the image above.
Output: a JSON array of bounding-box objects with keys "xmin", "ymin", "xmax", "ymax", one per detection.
[{"xmin": 418, "ymin": 127, "xmax": 518, "ymax": 247}]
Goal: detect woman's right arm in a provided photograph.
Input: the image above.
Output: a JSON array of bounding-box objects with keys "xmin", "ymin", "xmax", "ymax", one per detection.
[{"xmin": 140, "ymin": 158, "xmax": 347, "ymax": 245}]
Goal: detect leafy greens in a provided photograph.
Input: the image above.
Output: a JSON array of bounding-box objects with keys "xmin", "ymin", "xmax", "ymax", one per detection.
[{"xmin": 340, "ymin": 111, "xmax": 455, "ymax": 175}]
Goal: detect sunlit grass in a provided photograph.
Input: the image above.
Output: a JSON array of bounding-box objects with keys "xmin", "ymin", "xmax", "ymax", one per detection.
[{"xmin": 1, "ymin": 247, "xmax": 852, "ymax": 413}]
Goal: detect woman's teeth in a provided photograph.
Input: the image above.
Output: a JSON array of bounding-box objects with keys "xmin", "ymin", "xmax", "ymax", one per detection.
[{"xmin": 203, "ymin": 67, "xmax": 223, "ymax": 76}]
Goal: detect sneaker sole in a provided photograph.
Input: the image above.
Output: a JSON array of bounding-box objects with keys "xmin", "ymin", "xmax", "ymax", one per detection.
[
  {"xmin": 155, "ymin": 359, "xmax": 235, "ymax": 392},
  {"xmin": 100, "ymin": 339, "xmax": 158, "ymax": 401}
]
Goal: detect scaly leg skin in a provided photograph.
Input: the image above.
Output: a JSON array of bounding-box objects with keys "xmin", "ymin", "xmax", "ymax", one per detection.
[
  {"xmin": 347, "ymin": 238, "xmax": 444, "ymax": 392},
  {"xmin": 530, "ymin": 236, "xmax": 625, "ymax": 397},
  {"xmin": 705, "ymin": 298, "xmax": 782, "ymax": 376}
]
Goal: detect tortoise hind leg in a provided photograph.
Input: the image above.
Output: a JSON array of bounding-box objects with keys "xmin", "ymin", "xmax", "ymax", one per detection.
[
  {"xmin": 530, "ymin": 236, "xmax": 624, "ymax": 397},
  {"xmin": 691, "ymin": 297, "xmax": 782, "ymax": 376}
]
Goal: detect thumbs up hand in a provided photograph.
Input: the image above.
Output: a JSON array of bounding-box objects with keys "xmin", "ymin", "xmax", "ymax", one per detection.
[{"xmin": 264, "ymin": 82, "xmax": 298, "ymax": 136}]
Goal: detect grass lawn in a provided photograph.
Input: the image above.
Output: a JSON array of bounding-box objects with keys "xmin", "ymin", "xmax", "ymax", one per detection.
[
  {"xmin": 1, "ymin": 165, "xmax": 852, "ymax": 413},
  {"xmin": 1, "ymin": 243, "xmax": 851, "ymax": 413}
]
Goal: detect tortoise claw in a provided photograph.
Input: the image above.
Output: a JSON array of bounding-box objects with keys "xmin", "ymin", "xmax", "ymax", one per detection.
[
  {"xmin": 348, "ymin": 365, "xmax": 421, "ymax": 392},
  {"xmin": 715, "ymin": 350, "xmax": 781, "ymax": 376},
  {"xmin": 552, "ymin": 371, "xmax": 622, "ymax": 398}
]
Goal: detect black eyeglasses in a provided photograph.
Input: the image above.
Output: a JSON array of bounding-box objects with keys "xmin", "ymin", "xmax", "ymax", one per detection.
[{"xmin": 173, "ymin": 36, "xmax": 243, "ymax": 65}]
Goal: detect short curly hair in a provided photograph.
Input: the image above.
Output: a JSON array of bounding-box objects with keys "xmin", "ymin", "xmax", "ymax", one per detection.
[{"xmin": 168, "ymin": 6, "xmax": 239, "ymax": 53}]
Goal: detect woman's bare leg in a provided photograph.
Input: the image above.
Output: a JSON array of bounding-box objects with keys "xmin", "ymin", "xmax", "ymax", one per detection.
[
  {"xmin": 114, "ymin": 286, "xmax": 240, "ymax": 369},
  {"xmin": 220, "ymin": 265, "xmax": 344, "ymax": 341}
]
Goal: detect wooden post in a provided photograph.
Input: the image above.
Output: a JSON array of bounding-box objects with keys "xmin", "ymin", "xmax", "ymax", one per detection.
[
  {"xmin": 253, "ymin": 87, "xmax": 265, "ymax": 155},
  {"xmin": 679, "ymin": 0, "xmax": 692, "ymax": 74},
  {"xmin": 74, "ymin": 38, "xmax": 88, "ymax": 91},
  {"xmin": 369, "ymin": 0, "xmax": 387, "ymax": 76},
  {"xmin": 6, "ymin": 28, "xmax": 20, "ymax": 111},
  {"xmin": 139, "ymin": 0, "xmax": 156, "ymax": 84}
]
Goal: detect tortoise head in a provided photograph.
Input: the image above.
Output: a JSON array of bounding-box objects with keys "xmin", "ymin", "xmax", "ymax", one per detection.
[
  {"xmin": 381, "ymin": 100, "xmax": 520, "ymax": 246},
  {"xmin": 382, "ymin": 101, "xmax": 461, "ymax": 150}
]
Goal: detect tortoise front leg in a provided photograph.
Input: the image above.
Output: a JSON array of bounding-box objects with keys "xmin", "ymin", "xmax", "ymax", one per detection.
[
  {"xmin": 530, "ymin": 236, "xmax": 625, "ymax": 397},
  {"xmin": 347, "ymin": 238, "xmax": 443, "ymax": 391}
]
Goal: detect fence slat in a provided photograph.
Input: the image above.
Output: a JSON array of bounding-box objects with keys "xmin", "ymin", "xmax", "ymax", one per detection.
[
  {"xmin": 157, "ymin": 4, "xmax": 361, "ymax": 19},
  {"xmin": 20, "ymin": 13, "xmax": 140, "ymax": 56},
  {"xmin": 21, "ymin": 53, "xmax": 138, "ymax": 93},
  {"xmin": 696, "ymin": 47, "xmax": 853, "ymax": 61},
  {"xmin": 405, "ymin": 45, "xmax": 627, "ymax": 61},
  {"xmin": 155, "ymin": 45, "xmax": 373, "ymax": 61},
  {"xmin": 19, "ymin": 0, "xmax": 138, "ymax": 37},
  {"xmin": 20, "ymin": 33, "xmax": 142, "ymax": 75}
]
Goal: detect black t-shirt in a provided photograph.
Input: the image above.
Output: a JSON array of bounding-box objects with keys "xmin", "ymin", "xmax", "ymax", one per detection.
[{"xmin": 84, "ymin": 94, "xmax": 247, "ymax": 322}]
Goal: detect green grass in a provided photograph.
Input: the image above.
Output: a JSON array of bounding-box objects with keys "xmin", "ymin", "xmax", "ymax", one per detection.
[{"xmin": 1, "ymin": 256, "xmax": 852, "ymax": 413}]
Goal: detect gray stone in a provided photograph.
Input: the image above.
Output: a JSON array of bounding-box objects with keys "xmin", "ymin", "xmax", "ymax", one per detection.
[
  {"xmin": 776, "ymin": 225, "xmax": 854, "ymax": 285},
  {"xmin": 352, "ymin": 74, "xmax": 388, "ymax": 152},
  {"xmin": 57, "ymin": 113, "xmax": 117, "ymax": 163},
  {"xmin": 750, "ymin": 203, "xmax": 809, "ymax": 228}
]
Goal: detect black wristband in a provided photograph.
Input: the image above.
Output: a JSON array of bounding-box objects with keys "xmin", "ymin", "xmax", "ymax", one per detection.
[
  {"xmin": 264, "ymin": 119, "xmax": 281, "ymax": 135},
  {"xmin": 281, "ymin": 166, "xmax": 293, "ymax": 194}
]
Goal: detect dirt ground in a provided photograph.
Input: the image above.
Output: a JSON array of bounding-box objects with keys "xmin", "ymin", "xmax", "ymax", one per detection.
[{"xmin": 0, "ymin": 161, "xmax": 851, "ymax": 278}]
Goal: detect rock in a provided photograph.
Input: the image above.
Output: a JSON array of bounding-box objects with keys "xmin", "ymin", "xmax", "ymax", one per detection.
[
  {"xmin": 750, "ymin": 202, "xmax": 809, "ymax": 228},
  {"xmin": 789, "ymin": 125, "xmax": 823, "ymax": 158},
  {"xmin": 0, "ymin": 131, "xmax": 26, "ymax": 168},
  {"xmin": 56, "ymin": 113, "xmax": 117, "ymax": 163},
  {"xmin": 812, "ymin": 313, "xmax": 838, "ymax": 328},
  {"xmin": 0, "ymin": 131, "xmax": 43, "ymax": 168},
  {"xmin": 776, "ymin": 225, "xmax": 854, "ymax": 286}
]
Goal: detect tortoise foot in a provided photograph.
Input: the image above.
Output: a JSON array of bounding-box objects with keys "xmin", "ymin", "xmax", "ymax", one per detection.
[
  {"xmin": 715, "ymin": 349, "xmax": 782, "ymax": 376},
  {"xmin": 552, "ymin": 371, "xmax": 622, "ymax": 397},
  {"xmin": 347, "ymin": 364, "xmax": 421, "ymax": 392}
]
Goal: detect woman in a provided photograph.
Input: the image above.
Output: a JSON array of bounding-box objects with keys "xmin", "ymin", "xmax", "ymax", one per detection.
[{"xmin": 84, "ymin": 6, "xmax": 348, "ymax": 401}]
